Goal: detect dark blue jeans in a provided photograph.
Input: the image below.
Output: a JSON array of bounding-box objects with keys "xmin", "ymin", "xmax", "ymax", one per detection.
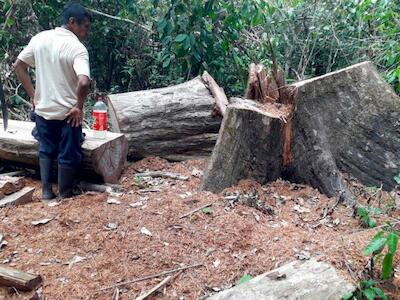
[{"xmin": 35, "ymin": 114, "xmax": 82, "ymax": 167}]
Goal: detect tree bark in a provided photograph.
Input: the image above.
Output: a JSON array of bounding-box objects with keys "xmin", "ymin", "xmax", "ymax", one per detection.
[
  {"xmin": 207, "ymin": 259, "xmax": 354, "ymax": 300},
  {"xmin": 107, "ymin": 76, "xmax": 222, "ymax": 161},
  {"xmin": 201, "ymin": 62, "xmax": 400, "ymax": 204},
  {"xmin": 0, "ymin": 120, "xmax": 128, "ymax": 183}
]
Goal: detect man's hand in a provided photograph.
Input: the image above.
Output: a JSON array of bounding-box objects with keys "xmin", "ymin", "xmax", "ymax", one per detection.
[{"xmin": 66, "ymin": 106, "xmax": 83, "ymax": 127}]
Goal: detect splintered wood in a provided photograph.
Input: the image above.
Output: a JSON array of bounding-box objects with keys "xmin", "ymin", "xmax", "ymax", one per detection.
[
  {"xmin": 0, "ymin": 174, "xmax": 34, "ymax": 207},
  {"xmin": 202, "ymin": 71, "xmax": 229, "ymax": 117},
  {"xmin": 0, "ymin": 176, "xmax": 25, "ymax": 197},
  {"xmin": 245, "ymin": 63, "xmax": 279, "ymax": 104}
]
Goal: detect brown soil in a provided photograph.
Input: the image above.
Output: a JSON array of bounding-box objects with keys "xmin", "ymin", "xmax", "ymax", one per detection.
[{"xmin": 0, "ymin": 157, "xmax": 399, "ymax": 300}]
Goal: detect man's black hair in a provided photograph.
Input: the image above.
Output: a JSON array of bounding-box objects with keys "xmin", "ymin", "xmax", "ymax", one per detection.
[{"xmin": 61, "ymin": 2, "xmax": 91, "ymax": 25}]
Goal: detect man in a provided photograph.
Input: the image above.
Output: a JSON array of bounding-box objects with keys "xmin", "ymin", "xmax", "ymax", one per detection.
[{"xmin": 14, "ymin": 3, "xmax": 91, "ymax": 200}]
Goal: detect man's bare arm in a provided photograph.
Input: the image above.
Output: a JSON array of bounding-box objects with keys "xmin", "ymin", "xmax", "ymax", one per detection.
[
  {"xmin": 13, "ymin": 59, "xmax": 35, "ymax": 106},
  {"xmin": 76, "ymin": 75, "xmax": 90, "ymax": 109}
]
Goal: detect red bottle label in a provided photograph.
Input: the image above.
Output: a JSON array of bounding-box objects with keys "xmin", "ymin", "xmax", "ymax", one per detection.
[{"xmin": 93, "ymin": 111, "xmax": 108, "ymax": 131}]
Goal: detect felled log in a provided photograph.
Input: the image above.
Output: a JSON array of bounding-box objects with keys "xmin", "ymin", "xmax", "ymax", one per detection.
[
  {"xmin": 0, "ymin": 266, "xmax": 42, "ymax": 291},
  {"xmin": 201, "ymin": 62, "xmax": 400, "ymax": 203},
  {"xmin": 0, "ymin": 120, "xmax": 128, "ymax": 183},
  {"xmin": 0, "ymin": 187, "xmax": 35, "ymax": 208},
  {"xmin": 108, "ymin": 76, "xmax": 222, "ymax": 161},
  {"xmin": 207, "ymin": 259, "xmax": 354, "ymax": 300}
]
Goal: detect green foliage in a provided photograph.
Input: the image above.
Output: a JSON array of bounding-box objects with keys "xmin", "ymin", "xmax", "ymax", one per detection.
[
  {"xmin": 394, "ymin": 173, "xmax": 400, "ymax": 185},
  {"xmin": 363, "ymin": 224, "xmax": 399, "ymax": 280},
  {"xmin": 201, "ymin": 207, "xmax": 213, "ymax": 214},
  {"xmin": 343, "ymin": 279, "xmax": 388, "ymax": 300},
  {"xmin": 236, "ymin": 274, "xmax": 253, "ymax": 286},
  {"xmin": 1, "ymin": 0, "xmax": 400, "ymax": 101},
  {"xmin": 356, "ymin": 207, "xmax": 380, "ymax": 228}
]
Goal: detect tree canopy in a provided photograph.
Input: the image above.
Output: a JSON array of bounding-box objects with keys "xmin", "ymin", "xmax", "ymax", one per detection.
[{"xmin": 1, "ymin": 0, "xmax": 400, "ymax": 99}]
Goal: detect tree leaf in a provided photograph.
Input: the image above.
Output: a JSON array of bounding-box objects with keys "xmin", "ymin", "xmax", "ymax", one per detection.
[
  {"xmin": 386, "ymin": 232, "xmax": 399, "ymax": 254},
  {"xmin": 367, "ymin": 218, "xmax": 377, "ymax": 228},
  {"xmin": 342, "ymin": 292, "xmax": 353, "ymax": 300},
  {"xmin": 201, "ymin": 207, "xmax": 213, "ymax": 214},
  {"xmin": 363, "ymin": 288, "xmax": 376, "ymax": 300},
  {"xmin": 361, "ymin": 279, "xmax": 376, "ymax": 289},
  {"xmin": 372, "ymin": 287, "xmax": 388, "ymax": 300},
  {"xmin": 162, "ymin": 56, "xmax": 171, "ymax": 68},
  {"xmin": 394, "ymin": 173, "xmax": 400, "ymax": 184},
  {"xmin": 382, "ymin": 253, "xmax": 394, "ymax": 279},
  {"xmin": 175, "ymin": 34, "xmax": 188, "ymax": 43},
  {"xmin": 356, "ymin": 207, "xmax": 368, "ymax": 218},
  {"xmin": 236, "ymin": 274, "xmax": 253, "ymax": 285},
  {"xmin": 363, "ymin": 232, "xmax": 386, "ymax": 255}
]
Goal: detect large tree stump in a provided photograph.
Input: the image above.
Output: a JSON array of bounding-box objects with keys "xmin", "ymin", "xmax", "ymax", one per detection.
[
  {"xmin": 0, "ymin": 120, "xmax": 128, "ymax": 183},
  {"xmin": 201, "ymin": 99, "xmax": 289, "ymax": 191},
  {"xmin": 201, "ymin": 62, "xmax": 400, "ymax": 203},
  {"xmin": 108, "ymin": 77, "xmax": 222, "ymax": 161}
]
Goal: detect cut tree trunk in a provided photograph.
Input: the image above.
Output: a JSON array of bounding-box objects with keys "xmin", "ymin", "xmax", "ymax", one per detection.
[
  {"xmin": 108, "ymin": 76, "xmax": 222, "ymax": 161},
  {"xmin": 201, "ymin": 62, "xmax": 400, "ymax": 203},
  {"xmin": 0, "ymin": 120, "xmax": 128, "ymax": 183}
]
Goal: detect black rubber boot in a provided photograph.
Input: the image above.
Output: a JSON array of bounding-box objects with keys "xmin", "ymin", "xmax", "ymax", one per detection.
[
  {"xmin": 39, "ymin": 159, "xmax": 56, "ymax": 200},
  {"xmin": 58, "ymin": 164, "xmax": 79, "ymax": 199}
]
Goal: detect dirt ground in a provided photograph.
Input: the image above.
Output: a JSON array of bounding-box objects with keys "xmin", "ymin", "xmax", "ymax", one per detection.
[{"xmin": 0, "ymin": 157, "xmax": 399, "ymax": 300}]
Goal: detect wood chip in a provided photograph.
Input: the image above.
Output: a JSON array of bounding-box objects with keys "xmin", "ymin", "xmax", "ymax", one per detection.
[
  {"xmin": 107, "ymin": 198, "xmax": 121, "ymax": 205},
  {"xmin": 31, "ymin": 218, "xmax": 52, "ymax": 226},
  {"xmin": 140, "ymin": 227, "xmax": 152, "ymax": 237}
]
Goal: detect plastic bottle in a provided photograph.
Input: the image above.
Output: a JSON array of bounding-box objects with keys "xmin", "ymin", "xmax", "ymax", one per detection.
[{"xmin": 92, "ymin": 99, "xmax": 108, "ymax": 139}]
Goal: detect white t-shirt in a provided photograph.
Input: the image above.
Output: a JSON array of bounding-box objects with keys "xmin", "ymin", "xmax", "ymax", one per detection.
[{"xmin": 18, "ymin": 27, "xmax": 90, "ymax": 120}]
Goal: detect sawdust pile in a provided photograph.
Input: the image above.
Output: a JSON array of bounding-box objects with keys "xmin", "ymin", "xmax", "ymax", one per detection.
[{"xmin": 0, "ymin": 157, "xmax": 399, "ymax": 299}]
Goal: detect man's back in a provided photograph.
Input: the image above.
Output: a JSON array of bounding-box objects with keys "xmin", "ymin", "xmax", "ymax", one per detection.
[{"xmin": 18, "ymin": 27, "xmax": 90, "ymax": 120}]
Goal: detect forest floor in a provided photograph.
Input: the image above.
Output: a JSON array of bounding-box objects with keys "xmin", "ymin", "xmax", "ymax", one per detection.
[{"xmin": 0, "ymin": 157, "xmax": 399, "ymax": 300}]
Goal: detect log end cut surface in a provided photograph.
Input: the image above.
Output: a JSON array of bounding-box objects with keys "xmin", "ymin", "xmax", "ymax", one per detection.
[
  {"xmin": 291, "ymin": 61, "xmax": 400, "ymax": 195},
  {"xmin": 0, "ymin": 120, "xmax": 128, "ymax": 183}
]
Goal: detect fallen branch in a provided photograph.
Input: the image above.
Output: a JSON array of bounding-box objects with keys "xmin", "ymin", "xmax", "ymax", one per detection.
[
  {"xmin": 112, "ymin": 288, "xmax": 120, "ymax": 300},
  {"xmin": 78, "ymin": 181, "xmax": 113, "ymax": 194},
  {"xmin": 86, "ymin": 8, "xmax": 152, "ymax": 33},
  {"xmin": 179, "ymin": 202, "xmax": 215, "ymax": 219},
  {"xmin": 98, "ymin": 263, "xmax": 203, "ymax": 292},
  {"xmin": 135, "ymin": 171, "xmax": 189, "ymax": 181},
  {"xmin": 202, "ymin": 71, "xmax": 229, "ymax": 117},
  {"xmin": 137, "ymin": 188, "xmax": 162, "ymax": 194},
  {"xmin": 0, "ymin": 170, "xmax": 26, "ymax": 178},
  {"xmin": 135, "ymin": 273, "xmax": 178, "ymax": 300}
]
